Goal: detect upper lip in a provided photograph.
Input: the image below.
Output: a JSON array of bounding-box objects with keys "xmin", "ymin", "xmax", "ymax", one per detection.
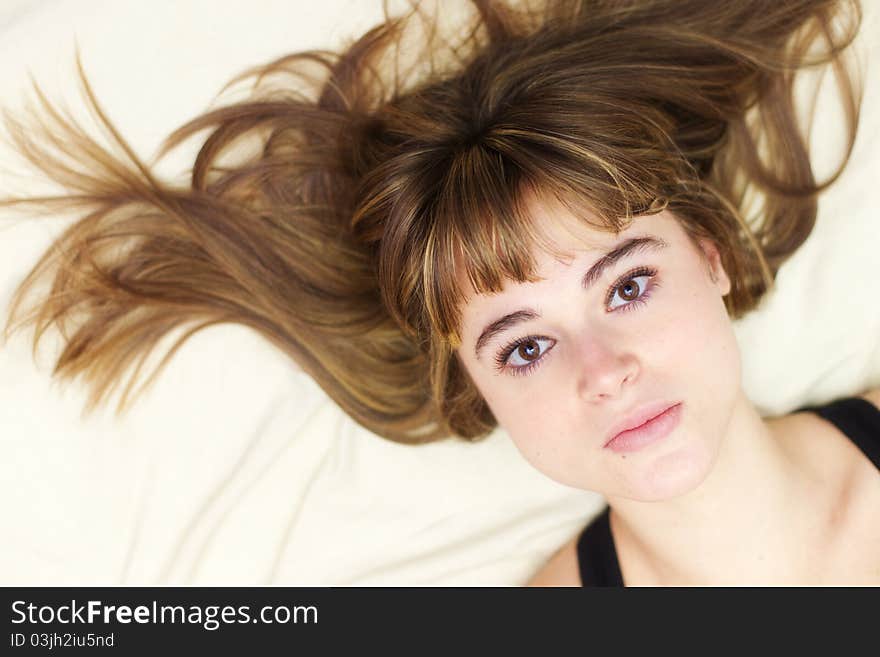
[{"xmin": 604, "ymin": 401, "xmax": 680, "ymax": 445}]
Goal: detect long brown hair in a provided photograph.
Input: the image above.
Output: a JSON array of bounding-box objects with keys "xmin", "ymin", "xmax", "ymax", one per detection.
[{"xmin": 0, "ymin": 0, "xmax": 863, "ymax": 444}]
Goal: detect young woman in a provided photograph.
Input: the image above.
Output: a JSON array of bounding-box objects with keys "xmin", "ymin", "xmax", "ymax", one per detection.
[
  {"xmin": 502, "ymin": 191, "xmax": 880, "ymax": 585},
  {"xmin": 1, "ymin": 0, "xmax": 876, "ymax": 585}
]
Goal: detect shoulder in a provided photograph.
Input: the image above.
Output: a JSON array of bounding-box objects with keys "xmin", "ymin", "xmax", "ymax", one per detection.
[
  {"xmin": 858, "ymin": 386, "xmax": 880, "ymax": 410},
  {"xmin": 805, "ymin": 386, "xmax": 880, "ymax": 476},
  {"xmin": 773, "ymin": 387, "xmax": 880, "ymax": 481},
  {"xmin": 524, "ymin": 535, "xmax": 581, "ymax": 587}
]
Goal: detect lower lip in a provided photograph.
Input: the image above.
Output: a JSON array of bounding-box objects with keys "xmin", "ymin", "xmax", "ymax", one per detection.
[{"xmin": 604, "ymin": 403, "xmax": 682, "ymax": 454}]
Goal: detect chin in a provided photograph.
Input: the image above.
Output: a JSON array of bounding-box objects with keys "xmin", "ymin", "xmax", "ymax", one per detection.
[{"xmin": 622, "ymin": 441, "xmax": 717, "ymax": 502}]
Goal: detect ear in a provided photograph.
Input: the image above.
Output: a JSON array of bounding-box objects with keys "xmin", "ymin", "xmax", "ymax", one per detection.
[{"xmin": 698, "ymin": 238, "xmax": 731, "ymax": 297}]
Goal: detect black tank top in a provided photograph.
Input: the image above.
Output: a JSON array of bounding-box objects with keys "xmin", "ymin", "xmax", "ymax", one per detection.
[{"xmin": 577, "ymin": 396, "xmax": 880, "ymax": 587}]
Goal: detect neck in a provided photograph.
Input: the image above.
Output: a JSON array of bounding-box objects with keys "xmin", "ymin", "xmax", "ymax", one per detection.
[{"xmin": 604, "ymin": 389, "xmax": 822, "ymax": 584}]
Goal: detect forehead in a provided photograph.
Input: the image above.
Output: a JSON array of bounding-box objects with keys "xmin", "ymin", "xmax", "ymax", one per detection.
[
  {"xmin": 518, "ymin": 191, "xmax": 620, "ymax": 257},
  {"xmin": 452, "ymin": 195, "xmax": 601, "ymax": 297},
  {"xmin": 454, "ymin": 194, "xmax": 681, "ymax": 305}
]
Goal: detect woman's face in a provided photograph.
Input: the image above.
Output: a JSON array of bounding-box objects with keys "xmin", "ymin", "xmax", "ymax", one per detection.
[{"xmin": 454, "ymin": 196, "xmax": 741, "ymax": 502}]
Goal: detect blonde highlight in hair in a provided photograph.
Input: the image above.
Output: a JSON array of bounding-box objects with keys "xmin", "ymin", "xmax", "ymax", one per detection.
[{"xmin": 0, "ymin": 0, "xmax": 863, "ymax": 443}]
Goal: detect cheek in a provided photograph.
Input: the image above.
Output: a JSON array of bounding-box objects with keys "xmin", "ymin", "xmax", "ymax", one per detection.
[
  {"xmin": 496, "ymin": 360, "xmax": 625, "ymax": 489},
  {"xmin": 685, "ymin": 284, "xmax": 741, "ymax": 395},
  {"xmin": 650, "ymin": 274, "xmax": 740, "ymax": 385},
  {"xmin": 485, "ymin": 378, "xmax": 583, "ymax": 484},
  {"xmin": 506, "ymin": 423, "xmax": 591, "ymax": 488},
  {"xmin": 621, "ymin": 282, "xmax": 741, "ymax": 498},
  {"xmin": 656, "ymin": 276, "xmax": 743, "ymax": 440}
]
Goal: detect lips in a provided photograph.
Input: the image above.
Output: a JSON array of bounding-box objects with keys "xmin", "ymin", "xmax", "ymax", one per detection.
[{"xmin": 604, "ymin": 400, "xmax": 681, "ymax": 446}]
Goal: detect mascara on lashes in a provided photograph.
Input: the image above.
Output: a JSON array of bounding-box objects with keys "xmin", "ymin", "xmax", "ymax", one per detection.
[{"xmin": 493, "ymin": 265, "xmax": 660, "ymax": 376}]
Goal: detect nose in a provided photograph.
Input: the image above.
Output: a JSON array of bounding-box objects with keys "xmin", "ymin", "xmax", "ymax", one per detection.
[{"xmin": 576, "ymin": 337, "xmax": 638, "ymax": 402}]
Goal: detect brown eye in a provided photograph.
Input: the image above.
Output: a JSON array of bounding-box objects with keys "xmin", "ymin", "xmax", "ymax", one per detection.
[
  {"xmin": 618, "ymin": 278, "xmax": 641, "ymax": 301},
  {"xmin": 607, "ymin": 270, "xmax": 654, "ymax": 310},
  {"xmin": 516, "ymin": 339, "xmax": 541, "ymax": 362},
  {"xmin": 496, "ymin": 336, "xmax": 556, "ymax": 374}
]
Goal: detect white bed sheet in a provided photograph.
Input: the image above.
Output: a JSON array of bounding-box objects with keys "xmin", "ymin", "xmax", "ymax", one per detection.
[{"xmin": 0, "ymin": 0, "xmax": 877, "ymax": 585}]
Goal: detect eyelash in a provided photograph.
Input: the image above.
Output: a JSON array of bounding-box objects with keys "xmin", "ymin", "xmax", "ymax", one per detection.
[{"xmin": 493, "ymin": 265, "xmax": 660, "ymax": 377}]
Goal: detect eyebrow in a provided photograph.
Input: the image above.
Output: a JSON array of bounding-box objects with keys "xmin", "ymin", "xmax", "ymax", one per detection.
[{"xmin": 472, "ymin": 235, "xmax": 668, "ymax": 361}]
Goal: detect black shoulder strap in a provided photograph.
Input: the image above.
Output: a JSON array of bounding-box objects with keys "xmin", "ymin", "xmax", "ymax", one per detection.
[
  {"xmin": 576, "ymin": 506, "xmax": 624, "ymax": 587},
  {"xmin": 796, "ymin": 397, "xmax": 880, "ymax": 471}
]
